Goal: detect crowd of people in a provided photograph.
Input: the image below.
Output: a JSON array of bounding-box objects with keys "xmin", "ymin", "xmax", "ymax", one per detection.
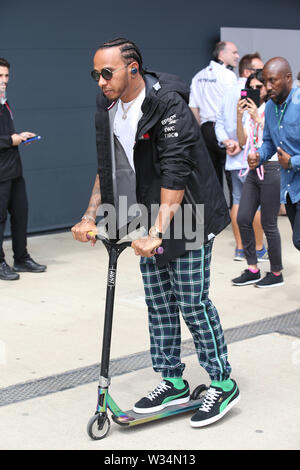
[
  {"xmin": 0, "ymin": 38, "xmax": 299, "ymax": 429},
  {"xmin": 189, "ymin": 41, "xmax": 300, "ymax": 288}
]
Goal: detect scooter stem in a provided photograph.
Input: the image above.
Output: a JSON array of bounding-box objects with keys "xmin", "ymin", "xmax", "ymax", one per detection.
[{"xmin": 99, "ymin": 239, "xmax": 130, "ymax": 380}]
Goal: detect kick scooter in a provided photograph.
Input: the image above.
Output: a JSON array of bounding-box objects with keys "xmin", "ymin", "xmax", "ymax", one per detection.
[{"xmin": 86, "ymin": 234, "xmax": 208, "ymax": 440}]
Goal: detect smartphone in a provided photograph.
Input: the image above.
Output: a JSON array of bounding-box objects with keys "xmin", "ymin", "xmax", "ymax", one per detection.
[
  {"xmin": 21, "ymin": 135, "xmax": 41, "ymax": 144},
  {"xmin": 240, "ymin": 88, "xmax": 260, "ymax": 108}
]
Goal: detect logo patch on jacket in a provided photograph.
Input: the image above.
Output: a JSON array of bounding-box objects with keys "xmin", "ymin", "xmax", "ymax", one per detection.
[
  {"xmin": 161, "ymin": 113, "xmax": 177, "ymax": 126},
  {"xmin": 161, "ymin": 114, "xmax": 179, "ymax": 139}
]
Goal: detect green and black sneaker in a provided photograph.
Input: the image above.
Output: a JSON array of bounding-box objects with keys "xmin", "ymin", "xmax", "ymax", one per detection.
[
  {"xmin": 190, "ymin": 378, "xmax": 240, "ymax": 427},
  {"xmin": 133, "ymin": 379, "xmax": 190, "ymax": 414}
]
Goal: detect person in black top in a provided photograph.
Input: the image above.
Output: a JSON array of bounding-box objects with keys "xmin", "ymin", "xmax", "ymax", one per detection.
[{"xmin": 0, "ymin": 58, "xmax": 46, "ymax": 280}]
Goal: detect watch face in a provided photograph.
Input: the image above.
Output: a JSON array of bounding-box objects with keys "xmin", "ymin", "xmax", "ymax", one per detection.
[
  {"xmin": 149, "ymin": 226, "xmax": 158, "ymax": 238},
  {"xmin": 149, "ymin": 226, "xmax": 163, "ymax": 239}
]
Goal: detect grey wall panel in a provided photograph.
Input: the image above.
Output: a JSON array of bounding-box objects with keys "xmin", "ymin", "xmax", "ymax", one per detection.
[
  {"xmin": 1, "ymin": 0, "xmax": 299, "ymax": 234},
  {"xmin": 221, "ymin": 27, "xmax": 300, "ymax": 80},
  {"xmin": 8, "ymin": 107, "xmax": 97, "ymax": 233},
  {"xmin": 24, "ymin": 165, "xmax": 96, "ymax": 232}
]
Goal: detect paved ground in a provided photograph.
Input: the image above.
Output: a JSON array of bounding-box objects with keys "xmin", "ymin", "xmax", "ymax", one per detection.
[{"xmin": 0, "ymin": 215, "xmax": 299, "ymax": 450}]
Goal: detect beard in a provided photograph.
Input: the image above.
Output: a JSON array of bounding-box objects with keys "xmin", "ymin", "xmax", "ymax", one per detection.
[{"xmin": 269, "ymin": 85, "xmax": 290, "ymax": 104}]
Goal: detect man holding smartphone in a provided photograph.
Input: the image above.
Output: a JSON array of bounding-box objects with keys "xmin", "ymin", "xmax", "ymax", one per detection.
[
  {"xmin": 0, "ymin": 58, "xmax": 46, "ymax": 280},
  {"xmin": 248, "ymin": 57, "xmax": 300, "ymax": 252}
]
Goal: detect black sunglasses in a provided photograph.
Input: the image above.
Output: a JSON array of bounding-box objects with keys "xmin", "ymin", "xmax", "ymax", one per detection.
[{"xmin": 91, "ymin": 64, "xmax": 129, "ymax": 82}]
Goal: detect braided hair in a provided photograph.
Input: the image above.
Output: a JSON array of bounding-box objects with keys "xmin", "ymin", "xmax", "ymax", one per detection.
[{"xmin": 97, "ymin": 37, "xmax": 144, "ymax": 75}]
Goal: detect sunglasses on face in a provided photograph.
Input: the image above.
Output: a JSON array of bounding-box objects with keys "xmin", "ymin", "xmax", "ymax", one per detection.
[
  {"xmin": 250, "ymin": 84, "xmax": 263, "ymax": 90},
  {"xmin": 91, "ymin": 63, "xmax": 129, "ymax": 82}
]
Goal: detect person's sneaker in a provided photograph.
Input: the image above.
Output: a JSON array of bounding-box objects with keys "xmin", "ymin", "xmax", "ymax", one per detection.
[
  {"xmin": 234, "ymin": 248, "xmax": 245, "ymax": 261},
  {"xmin": 232, "ymin": 269, "xmax": 261, "ymax": 286},
  {"xmin": 256, "ymin": 246, "xmax": 269, "ymax": 262},
  {"xmin": 255, "ymin": 272, "xmax": 284, "ymax": 288},
  {"xmin": 13, "ymin": 256, "xmax": 47, "ymax": 273},
  {"xmin": 190, "ymin": 379, "xmax": 240, "ymax": 427},
  {"xmin": 133, "ymin": 380, "xmax": 190, "ymax": 414},
  {"xmin": 0, "ymin": 261, "xmax": 20, "ymax": 280}
]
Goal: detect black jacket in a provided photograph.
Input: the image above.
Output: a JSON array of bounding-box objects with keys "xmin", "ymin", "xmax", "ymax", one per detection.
[
  {"xmin": 0, "ymin": 102, "xmax": 22, "ymax": 182},
  {"xmin": 95, "ymin": 70, "xmax": 230, "ymax": 266}
]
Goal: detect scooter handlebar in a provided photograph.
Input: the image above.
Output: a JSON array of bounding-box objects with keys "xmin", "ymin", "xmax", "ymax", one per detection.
[{"xmin": 86, "ymin": 232, "xmax": 164, "ymax": 254}]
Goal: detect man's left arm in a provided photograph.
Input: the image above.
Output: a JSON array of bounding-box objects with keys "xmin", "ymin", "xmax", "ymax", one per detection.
[
  {"xmin": 189, "ymin": 76, "xmax": 201, "ymax": 125},
  {"xmin": 131, "ymin": 93, "xmax": 196, "ymax": 257},
  {"xmin": 289, "ymin": 154, "xmax": 300, "ymax": 171},
  {"xmin": 0, "ymin": 135, "xmax": 12, "ymax": 150},
  {"xmin": 277, "ymin": 147, "xmax": 300, "ymax": 170},
  {"xmin": 215, "ymin": 99, "xmax": 229, "ymax": 146}
]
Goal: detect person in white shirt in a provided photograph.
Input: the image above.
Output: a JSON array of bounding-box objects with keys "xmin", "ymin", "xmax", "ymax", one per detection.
[
  {"xmin": 215, "ymin": 53, "xmax": 266, "ymax": 262},
  {"xmin": 232, "ymin": 70, "xmax": 283, "ymax": 288},
  {"xmin": 189, "ymin": 41, "xmax": 238, "ymax": 188}
]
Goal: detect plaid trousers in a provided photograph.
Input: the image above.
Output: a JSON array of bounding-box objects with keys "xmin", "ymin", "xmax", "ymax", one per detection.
[{"xmin": 140, "ymin": 240, "xmax": 231, "ymax": 381}]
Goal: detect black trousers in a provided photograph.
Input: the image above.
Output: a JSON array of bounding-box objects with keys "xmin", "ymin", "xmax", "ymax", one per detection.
[
  {"xmin": 285, "ymin": 193, "xmax": 300, "ymax": 251},
  {"xmin": 201, "ymin": 121, "xmax": 233, "ymax": 206},
  {"xmin": 0, "ymin": 176, "xmax": 29, "ymax": 263},
  {"xmin": 237, "ymin": 162, "xmax": 282, "ymax": 272}
]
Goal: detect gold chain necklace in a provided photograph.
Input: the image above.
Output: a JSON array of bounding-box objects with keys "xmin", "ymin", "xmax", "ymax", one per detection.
[{"xmin": 121, "ymin": 98, "xmax": 137, "ymax": 120}]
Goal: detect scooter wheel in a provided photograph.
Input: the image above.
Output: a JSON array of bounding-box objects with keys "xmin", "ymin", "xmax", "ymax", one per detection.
[
  {"xmin": 190, "ymin": 384, "xmax": 208, "ymax": 400},
  {"xmin": 87, "ymin": 413, "xmax": 110, "ymax": 440}
]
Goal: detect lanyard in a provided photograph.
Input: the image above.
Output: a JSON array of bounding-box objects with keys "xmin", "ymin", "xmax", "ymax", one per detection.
[
  {"xmin": 239, "ymin": 116, "xmax": 264, "ymax": 181},
  {"xmin": 275, "ymin": 102, "xmax": 287, "ymax": 128},
  {"xmin": 252, "ymin": 121, "xmax": 260, "ymax": 150},
  {"xmin": 5, "ymin": 102, "xmax": 13, "ymax": 119}
]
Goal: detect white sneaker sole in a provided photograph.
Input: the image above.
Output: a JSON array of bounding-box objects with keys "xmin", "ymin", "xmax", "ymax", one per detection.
[
  {"xmin": 232, "ymin": 278, "xmax": 261, "ymax": 286},
  {"xmin": 133, "ymin": 396, "xmax": 190, "ymax": 414},
  {"xmin": 190, "ymin": 393, "xmax": 241, "ymax": 428},
  {"xmin": 255, "ymin": 281, "xmax": 285, "ymax": 288}
]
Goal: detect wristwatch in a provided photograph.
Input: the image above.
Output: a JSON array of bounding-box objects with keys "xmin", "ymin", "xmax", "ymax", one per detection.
[
  {"xmin": 288, "ymin": 158, "xmax": 293, "ymax": 170},
  {"xmin": 149, "ymin": 226, "xmax": 163, "ymax": 239}
]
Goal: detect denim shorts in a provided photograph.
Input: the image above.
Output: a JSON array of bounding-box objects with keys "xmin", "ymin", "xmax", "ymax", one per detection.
[{"xmin": 231, "ymin": 169, "xmax": 247, "ymax": 205}]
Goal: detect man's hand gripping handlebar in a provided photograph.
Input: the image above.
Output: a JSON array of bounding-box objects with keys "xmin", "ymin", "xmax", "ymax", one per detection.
[{"xmin": 86, "ymin": 230, "xmax": 164, "ymax": 256}]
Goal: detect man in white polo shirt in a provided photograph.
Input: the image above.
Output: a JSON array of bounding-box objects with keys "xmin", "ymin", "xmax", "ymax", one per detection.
[{"xmin": 189, "ymin": 41, "xmax": 239, "ymax": 188}]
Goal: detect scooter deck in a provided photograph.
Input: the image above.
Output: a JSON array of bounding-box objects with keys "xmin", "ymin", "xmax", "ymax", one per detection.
[{"xmin": 111, "ymin": 397, "xmax": 204, "ymax": 427}]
